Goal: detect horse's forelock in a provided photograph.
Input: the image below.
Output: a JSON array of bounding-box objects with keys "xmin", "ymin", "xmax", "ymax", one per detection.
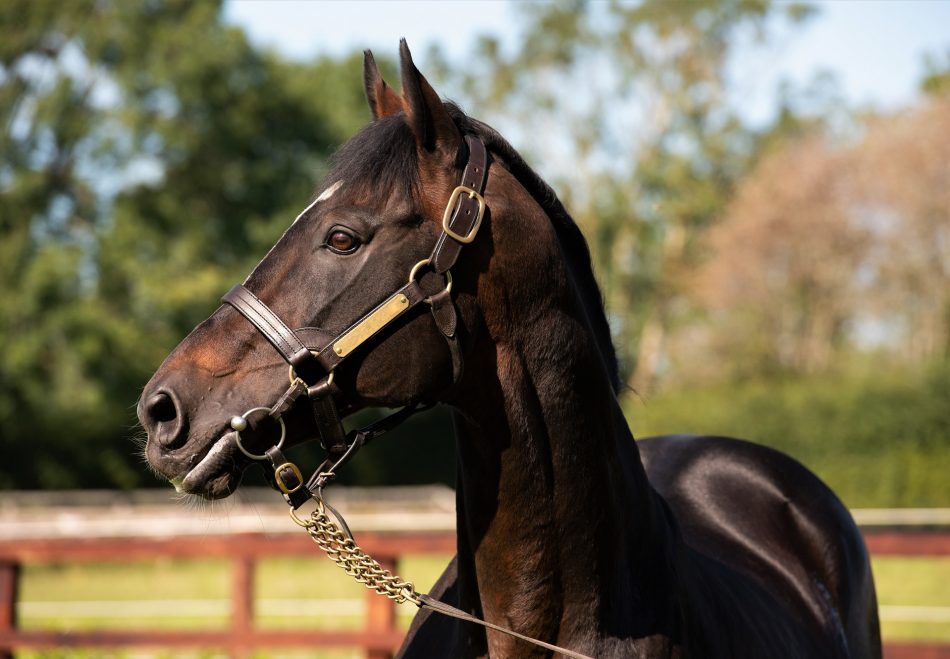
[{"xmin": 326, "ymin": 114, "xmax": 420, "ymax": 204}]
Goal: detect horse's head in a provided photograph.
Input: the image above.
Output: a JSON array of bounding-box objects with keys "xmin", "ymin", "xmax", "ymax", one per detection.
[{"xmin": 138, "ymin": 42, "xmax": 493, "ymax": 498}]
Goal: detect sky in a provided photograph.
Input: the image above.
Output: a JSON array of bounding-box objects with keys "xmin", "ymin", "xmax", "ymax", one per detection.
[{"xmin": 224, "ymin": 0, "xmax": 950, "ymax": 125}]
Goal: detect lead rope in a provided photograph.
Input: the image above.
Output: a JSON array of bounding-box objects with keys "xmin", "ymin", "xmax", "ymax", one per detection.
[{"xmin": 289, "ymin": 490, "xmax": 594, "ymax": 659}]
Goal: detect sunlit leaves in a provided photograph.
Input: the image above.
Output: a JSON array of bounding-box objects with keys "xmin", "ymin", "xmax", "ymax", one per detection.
[{"xmin": 0, "ymin": 0, "xmax": 382, "ymax": 488}]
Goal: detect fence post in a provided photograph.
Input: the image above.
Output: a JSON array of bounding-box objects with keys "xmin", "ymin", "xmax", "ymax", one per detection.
[
  {"xmin": 365, "ymin": 554, "xmax": 398, "ymax": 659},
  {"xmin": 232, "ymin": 551, "xmax": 255, "ymax": 659},
  {"xmin": 0, "ymin": 561, "xmax": 19, "ymax": 659}
]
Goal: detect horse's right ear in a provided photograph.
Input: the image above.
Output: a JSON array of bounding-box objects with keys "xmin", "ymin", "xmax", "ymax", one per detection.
[
  {"xmin": 363, "ymin": 50, "xmax": 403, "ymax": 119},
  {"xmin": 399, "ymin": 39, "xmax": 461, "ymax": 157}
]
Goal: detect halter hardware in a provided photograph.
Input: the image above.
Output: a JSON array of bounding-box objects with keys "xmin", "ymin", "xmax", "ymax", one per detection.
[
  {"xmin": 288, "ymin": 351, "xmax": 332, "ymax": 387},
  {"xmin": 332, "ymin": 292, "xmax": 410, "ymax": 358},
  {"xmin": 273, "ymin": 461, "xmax": 304, "ymax": 495},
  {"xmin": 231, "ymin": 406, "xmax": 286, "ymax": 460},
  {"xmin": 441, "ymin": 185, "xmax": 486, "ymax": 244},
  {"xmin": 409, "ymin": 258, "xmax": 452, "ymax": 302}
]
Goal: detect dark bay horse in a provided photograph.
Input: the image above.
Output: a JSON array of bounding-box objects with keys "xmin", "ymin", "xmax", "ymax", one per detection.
[{"xmin": 139, "ymin": 41, "xmax": 880, "ymax": 658}]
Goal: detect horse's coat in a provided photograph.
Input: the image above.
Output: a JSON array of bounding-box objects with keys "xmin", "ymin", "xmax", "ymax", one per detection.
[{"xmin": 139, "ymin": 41, "xmax": 881, "ymax": 658}]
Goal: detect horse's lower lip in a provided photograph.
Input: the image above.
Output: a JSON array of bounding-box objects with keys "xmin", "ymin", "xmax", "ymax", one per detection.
[{"xmin": 179, "ymin": 432, "xmax": 239, "ymax": 494}]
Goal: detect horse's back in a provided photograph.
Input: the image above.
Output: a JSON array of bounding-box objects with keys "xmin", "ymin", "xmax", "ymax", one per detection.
[{"xmin": 639, "ymin": 434, "xmax": 881, "ymax": 658}]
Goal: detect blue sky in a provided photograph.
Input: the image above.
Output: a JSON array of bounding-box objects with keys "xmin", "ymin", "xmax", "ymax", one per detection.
[{"xmin": 225, "ymin": 0, "xmax": 950, "ymax": 124}]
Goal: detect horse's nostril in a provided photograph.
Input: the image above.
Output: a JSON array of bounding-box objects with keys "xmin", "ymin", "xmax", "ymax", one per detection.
[
  {"xmin": 147, "ymin": 392, "xmax": 177, "ymax": 423},
  {"xmin": 144, "ymin": 390, "xmax": 187, "ymax": 449}
]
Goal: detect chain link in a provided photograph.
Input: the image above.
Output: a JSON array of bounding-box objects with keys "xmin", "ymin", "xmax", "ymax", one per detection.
[{"xmin": 291, "ymin": 498, "xmax": 421, "ymax": 606}]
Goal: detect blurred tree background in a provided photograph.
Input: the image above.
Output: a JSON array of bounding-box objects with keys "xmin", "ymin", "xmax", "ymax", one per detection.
[{"xmin": 1, "ymin": 0, "xmax": 947, "ymax": 506}]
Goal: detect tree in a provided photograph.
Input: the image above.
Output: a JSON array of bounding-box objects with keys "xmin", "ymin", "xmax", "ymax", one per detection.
[
  {"xmin": 428, "ymin": 0, "xmax": 814, "ymax": 392},
  {"xmin": 921, "ymin": 49, "xmax": 950, "ymax": 97},
  {"xmin": 685, "ymin": 93, "xmax": 950, "ymax": 379},
  {"xmin": 850, "ymin": 95, "xmax": 950, "ymax": 362},
  {"xmin": 687, "ymin": 135, "xmax": 870, "ymax": 378},
  {"xmin": 0, "ymin": 0, "xmax": 377, "ymax": 488}
]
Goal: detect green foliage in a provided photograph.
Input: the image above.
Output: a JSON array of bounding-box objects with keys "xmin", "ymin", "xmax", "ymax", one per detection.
[
  {"xmin": 921, "ymin": 48, "xmax": 950, "ymax": 96},
  {"xmin": 626, "ymin": 360, "xmax": 950, "ymax": 507},
  {"xmin": 0, "ymin": 0, "xmax": 378, "ymax": 489}
]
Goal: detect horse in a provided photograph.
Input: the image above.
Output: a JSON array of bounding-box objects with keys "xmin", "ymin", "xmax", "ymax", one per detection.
[{"xmin": 138, "ymin": 41, "xmax": 881, "ymax": 658}]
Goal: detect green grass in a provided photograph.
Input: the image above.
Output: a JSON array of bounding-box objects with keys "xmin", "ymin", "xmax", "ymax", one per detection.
[
  {"xmin": 16, "ymin": 555, "xmax": 454, "ymax": 658},
  {"xmin": 872, "ymin": 557, "xmax": 950, "ymax": 643},
  {"xmin": 16, "ymin": 554, "xmax": 950, "ymax": 651},
  {"xmin": 19, "ymin": 559, "xmax": 231, "ymax": 630},
  {"xmin": 19, "ymin": 554, "xmax": 452, "ymax": 633}
]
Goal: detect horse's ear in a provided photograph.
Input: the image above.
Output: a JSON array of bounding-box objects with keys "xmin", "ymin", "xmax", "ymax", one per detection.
[
  {"xmin": 399, "ymin": 39, "xmax": 461, "ymax": 156},
  {"xmin": 363, "ymin": 50, "xmax": 403, "ymax": 119}
]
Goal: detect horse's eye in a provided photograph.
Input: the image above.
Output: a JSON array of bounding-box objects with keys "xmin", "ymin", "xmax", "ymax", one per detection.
[{"xmin": 326, "ymin": 229, "xmax": 360, "ymax": 254}]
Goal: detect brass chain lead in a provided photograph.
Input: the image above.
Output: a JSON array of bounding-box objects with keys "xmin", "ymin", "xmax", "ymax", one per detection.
[
  {"xmin": 290, "ymin": 498, "xmax": 421, "ymax": 606},
  {"xmin": 287, "ymin": 491, "xmax": 594, "ymax": 659}
]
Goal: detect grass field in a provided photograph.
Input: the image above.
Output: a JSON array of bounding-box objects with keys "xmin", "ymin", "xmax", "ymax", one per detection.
[
  {"xmin": 14, "ymin": 554, "xmax": 950, "ymax": 654},
  {"xmin": 18, "ymin": 554, "xmax": 449, "ymax": 631},
  {"xmin": 872, "ymin": 556, "xmax": 950, "ymax": 643}
]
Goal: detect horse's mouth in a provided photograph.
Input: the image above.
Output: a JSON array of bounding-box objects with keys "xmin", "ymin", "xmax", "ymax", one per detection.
[{"xmin": 171, "ymin": 431, "xmax": 246, "ymax": 499}]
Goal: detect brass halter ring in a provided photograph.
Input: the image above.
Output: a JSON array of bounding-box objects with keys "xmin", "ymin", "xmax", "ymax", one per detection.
[
  {"xmin": 288, "ymin": 350, "xmax": 334, "ymax": 387},
  {"xmin": 408, "ymin": 258, "xmax": 452, "ymax": 302},
  {"xmin": 230, "ymin": 406, "xmax": 286, "ymax": 460}
]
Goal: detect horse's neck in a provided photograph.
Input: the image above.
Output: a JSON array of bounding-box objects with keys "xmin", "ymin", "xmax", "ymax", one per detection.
[{"xmin": 450, "ymin": 304, "xmax": 676, "ymax": 653}]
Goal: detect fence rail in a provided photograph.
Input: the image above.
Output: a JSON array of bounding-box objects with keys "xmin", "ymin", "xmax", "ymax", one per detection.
[
  {"xmin": 0, "ymin": 530, "xmax": 454, "ymax": 658},
  {"xmin": 1, "ymin": 491, "xmax": 949, "ymax": 658}
]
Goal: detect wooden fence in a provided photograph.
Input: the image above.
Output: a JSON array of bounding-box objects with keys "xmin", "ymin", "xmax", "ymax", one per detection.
[
  {"xmin": 1, "ymin": 491, "xmax": 949, "ymax": 658},
  {"xmin": 0, "ymin": 530, "xmax": 455, "ymax": 658}
]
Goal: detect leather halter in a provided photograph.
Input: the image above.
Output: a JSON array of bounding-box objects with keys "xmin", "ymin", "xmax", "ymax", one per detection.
[
  {"xmin": 220, "ymin": 134, "xmax": 488, "ymax": 506},
  {"xmin": 214, "ymin": 135, "xmax": 593, "ymax": 659}
]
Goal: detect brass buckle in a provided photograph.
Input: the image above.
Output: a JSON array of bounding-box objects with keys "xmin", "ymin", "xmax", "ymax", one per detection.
[
  {"xmin": 274, "ymin": 461, "xmax": 304, "ymax": 494},
  {"xmin": 442, "ymin": 185, "xmax": 485, "ymax": 244}
]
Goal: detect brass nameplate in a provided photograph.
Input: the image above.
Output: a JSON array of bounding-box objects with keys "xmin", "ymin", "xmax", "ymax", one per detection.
[{"xmin": 333, "ymin": 293, "xmax": 410, "ymax": 358}]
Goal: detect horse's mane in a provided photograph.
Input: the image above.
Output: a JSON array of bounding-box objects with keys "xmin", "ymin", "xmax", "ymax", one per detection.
[
  {"xmin": 454, "ymin": 109, "xmax": 621, "ymax": 393},
  {"xmin": 325, "ymin": 106, "xmax": 621, "ymax": 393}
]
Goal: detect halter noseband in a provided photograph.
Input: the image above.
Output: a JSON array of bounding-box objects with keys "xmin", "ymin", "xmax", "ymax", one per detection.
[{"xmin": 219, "ymin": 134, "xmax": 489, "ymax": 506}]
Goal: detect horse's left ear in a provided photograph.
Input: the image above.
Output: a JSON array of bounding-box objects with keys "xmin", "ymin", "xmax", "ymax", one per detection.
[
  {"xmin": 399, "ymin": 39, "xmax": 461, "ymax": 157},
  {"xmin": 363, "ymin": 50, "xmax": 403, "ymax": 119}
]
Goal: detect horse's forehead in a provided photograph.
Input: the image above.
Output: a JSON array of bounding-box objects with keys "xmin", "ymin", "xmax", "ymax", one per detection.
[
  {"xmin": 329, "ymin": 180, "xmax": 417, "ymax": 221},
  {"xmin": 290, "ymin": 181, "xmax": 343, "ymax": 226}
]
